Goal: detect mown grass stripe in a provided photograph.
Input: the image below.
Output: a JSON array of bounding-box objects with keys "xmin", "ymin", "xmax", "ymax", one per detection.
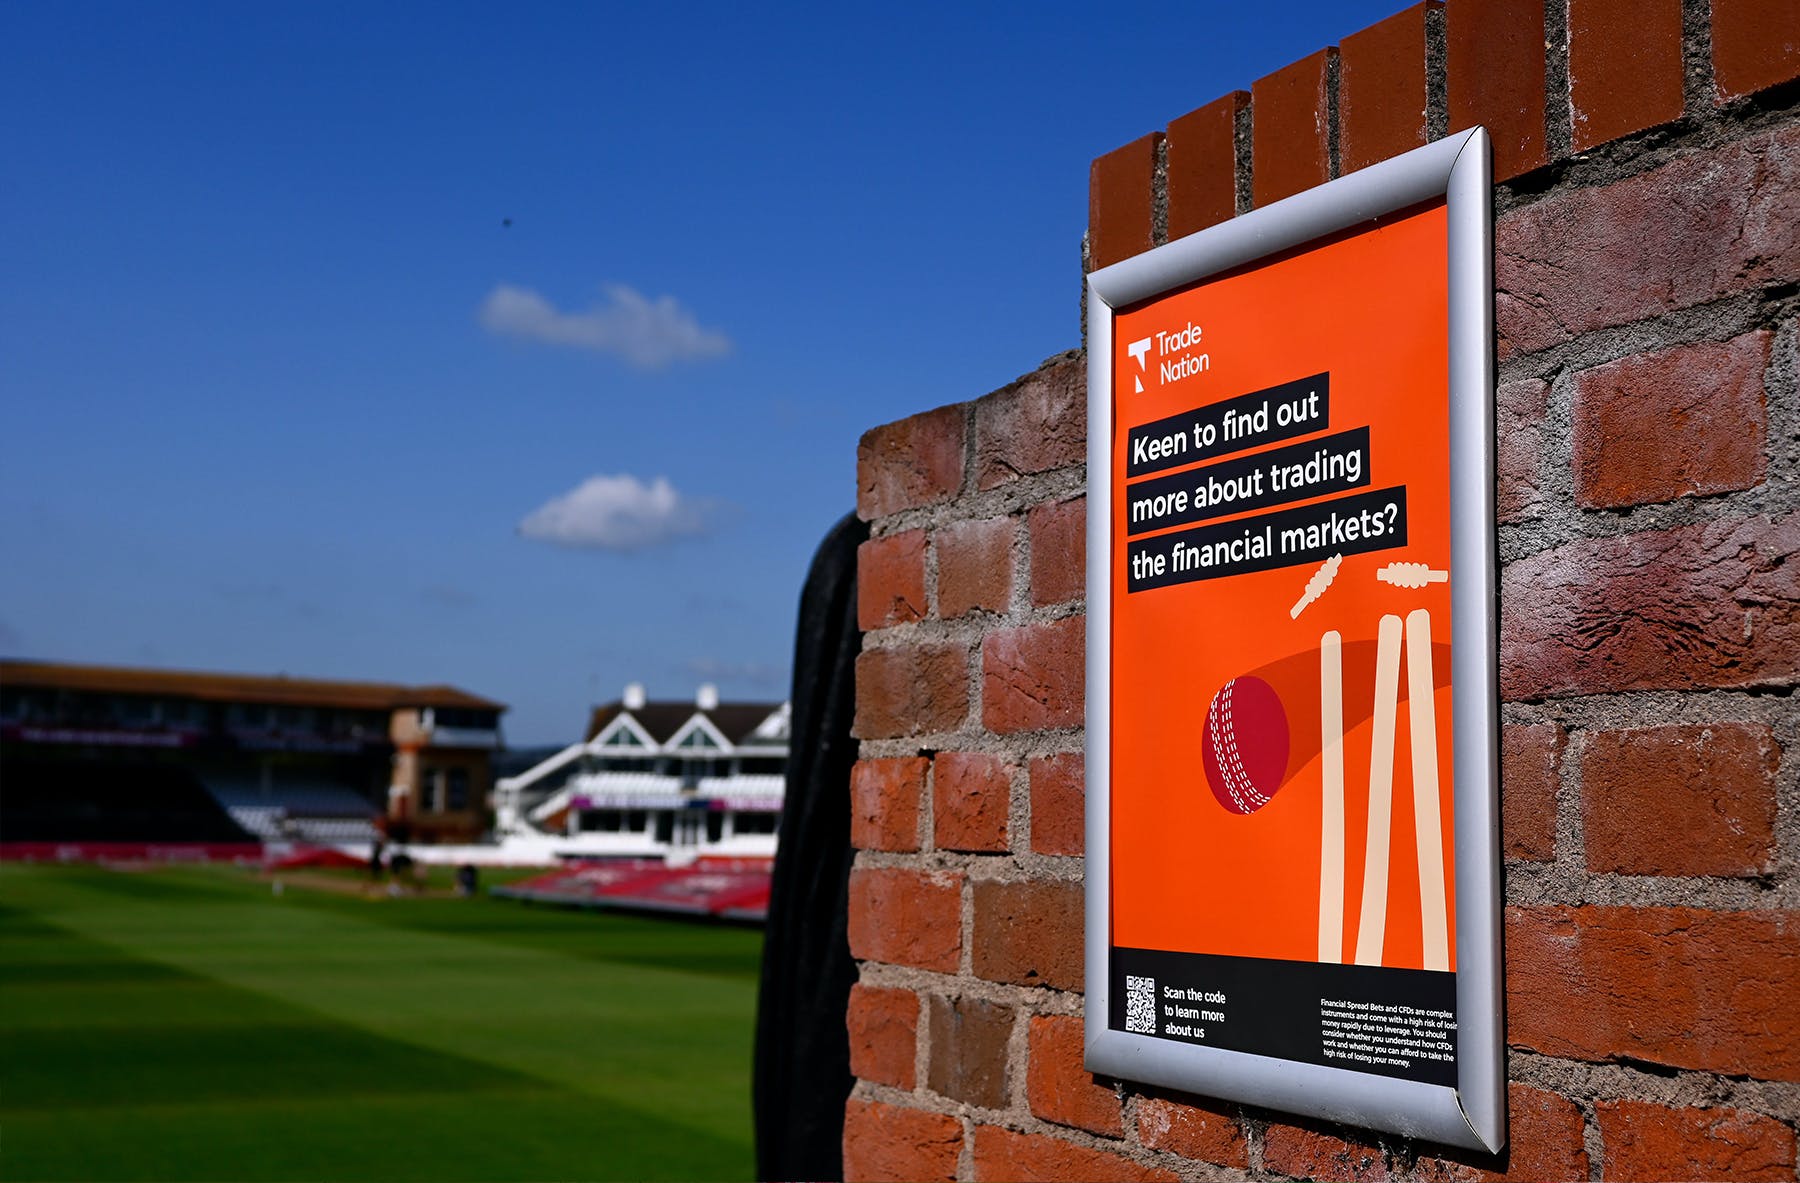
[{"xmin": 0, "ymin": 864, "xmax": 757, "ymax": 1180}]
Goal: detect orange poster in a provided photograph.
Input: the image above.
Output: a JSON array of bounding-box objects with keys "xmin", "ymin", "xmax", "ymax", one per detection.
[{"xmin": 1106, "ymin": 202, "xmax": 1460, "ymax": 1085}]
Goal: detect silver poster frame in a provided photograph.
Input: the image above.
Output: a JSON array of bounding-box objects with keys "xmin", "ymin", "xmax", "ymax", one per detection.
[{"xmin": 1083, "ymin": 127, "xmax": 1502, "ymax": 1153}]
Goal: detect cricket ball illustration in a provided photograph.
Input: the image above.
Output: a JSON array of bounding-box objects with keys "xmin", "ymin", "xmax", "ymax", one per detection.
[{"xmin": 1202, "ymin": 675, "xmax": 1291, "ymax": 815}]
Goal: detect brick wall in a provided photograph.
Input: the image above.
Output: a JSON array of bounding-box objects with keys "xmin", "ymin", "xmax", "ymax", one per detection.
[{"xmin": 845, "ymin": 1, "xmax": 1798, "ymax": 1179}]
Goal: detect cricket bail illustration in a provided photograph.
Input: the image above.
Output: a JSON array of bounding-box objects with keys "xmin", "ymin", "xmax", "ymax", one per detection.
[{"xmin": 1199, "ymin": 555, "xmax": 1454, "ymax": 972}]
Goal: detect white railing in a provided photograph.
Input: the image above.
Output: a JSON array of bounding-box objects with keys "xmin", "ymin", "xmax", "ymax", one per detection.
[
  {"xmin": 526, "ymin": 785, "xmax": 579, "ymax": 825},
  {"xmin": 696, "ymin": 774, "xmax": 785, "ymax": 797},
  {"xmin": 570, "ymin": 771, "xmax": 684, "ymax": 795},
  {"xmin": 496, "ymin": 742, "xmax": 587, "ymax": 835},
  {"xmin": 496, "ymin": 742, "xmax": 586, "ymax": 793}
]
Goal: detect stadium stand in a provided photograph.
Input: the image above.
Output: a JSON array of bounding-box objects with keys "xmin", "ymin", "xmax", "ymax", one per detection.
[
  {"xmin": 0, "ymin": 756, "xmax": 256, "ymax": 844},
  {"xmin": 203, "ymin": 774, "xmax": 381, "ymax": 845},
  {"xmin": 0, "ymin": 659, "xmax": 506, "ymax": 845},
  {"xmin": 289, "ymin": 817, "xmax": 381, "ymax": 845}
]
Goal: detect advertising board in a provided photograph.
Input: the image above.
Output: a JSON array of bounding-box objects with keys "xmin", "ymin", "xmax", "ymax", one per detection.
[{"xmin": 1083, "ymin": 127, "xmax": 1503, "ymax": 1152}]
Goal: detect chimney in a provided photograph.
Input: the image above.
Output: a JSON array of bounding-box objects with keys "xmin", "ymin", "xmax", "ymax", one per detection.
[
  {"xmin": 696, "ymin": 683, "xmax": 719, "ymax": 711},
  {"xmin": 623, "ymin": 682, "xmax": 646, "ymax": 710}
]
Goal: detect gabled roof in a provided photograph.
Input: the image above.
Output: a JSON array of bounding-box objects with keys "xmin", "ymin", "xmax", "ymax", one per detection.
[
  {"xmin": 666, "ymin": 711, "xmax": 732, "ymax": 751},
  {"xmin": 588, "ymin": 711, "xmax": 657, "ymax": 748},
  {"xmin": 583, "ymin": 698, "xmax": 787, "ymax": 747},
  {"xmin": 709, "ymin": 703, "xmax": 786, "ymax": 746},
  {"xmin": 0, "ymin": 659, "xmax": 505, "ymax": 713},
  {"xmin": 584, "ymin": 702, "xmax": 691, "ymax": 745}
]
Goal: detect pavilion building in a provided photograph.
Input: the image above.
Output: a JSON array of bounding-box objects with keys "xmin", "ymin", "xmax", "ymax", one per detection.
[
  {"xmin": 0, "ymin": 659, "xmax": 506, "ymax": 846},
  {"xmin": 494, "ymin": 683, "xmax": 787, "ymax": 864}
]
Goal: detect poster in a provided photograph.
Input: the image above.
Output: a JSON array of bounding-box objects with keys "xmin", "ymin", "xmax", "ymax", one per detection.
[{"xmin": 1084, "ymin": 129, "xmax": 1502, "ymax": 1151}]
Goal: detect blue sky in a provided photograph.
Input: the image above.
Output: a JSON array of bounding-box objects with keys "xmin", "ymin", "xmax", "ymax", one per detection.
[{"xmin": 2, "ymin": 1, "xmax": 1408, "ymax": 744}]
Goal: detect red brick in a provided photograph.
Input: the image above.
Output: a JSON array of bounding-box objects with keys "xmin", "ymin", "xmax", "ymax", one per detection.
[
  {"xmin": 858, "ymin": 531, "xmax": 926, "ymax": 630},
  {"xmin": 1447, "ymin": 0, "xmax": 1548, "ymax": 182},
  {"xmin": 1572, "ymin": 331, "xmax": 1770, "ymax": 509},
  {"xmin": 1496, "ymin": 124, "xmax": 1799, "ymax": 357},
  {"xmin": 1167, "ymin": 92, "xmax": 1246, "ymax": 238},
  {"xmin": 1506, "ymin": 905, "xmax": 1800, "ymax": 1079},
  {"xmin": 1497, "ymin": 1084, "xmax": 1591, "ymax": 1182},
  {"xmin": 1568, "ymin": 0, "xmax": 1685, "ymax": 151},
  {"xmin": 848, "ymin": 867, "xmax": 963, "ymax": 973},
  {"xmin": 971, "ymin": 879, "xmax": 1083, "ymax": 989},
  {"xmin": 1028, "ymin": 497, "xmax": 1086, "ymax": 607},
  {"xmin": 847, "ymin": 984, "xmax": 918, "ymax": 1089},
  {"xmin": 1024, "ymin": 1014, "xmax": 1120, "ymax": 1135},
  {"xmin": 1597, "ymin": 1098, "xmax": 1796, "ymax": 1181},
  {"xmin": 1089, "ymin": 133, "xmax": 1161, "ymax": 270},
  {"xmin": 1252, "ymin": 48, "xmax": 1335, "ymax": 207},
  {"xmin": 927, "ymin": 994, "xmax": 1014, "ymax": 1108},
  {"xmin": 1496, "ymin": 377, "xmax": 1549, "ymax": 523},
  {"xmin": 975, "ymin": 355, "xmax": 1086, "ymax": 491},
  {"xmin": 850, "ymin": 757, "xmax": 926, "ymax": 853},
  {"xmin": 971, "ymin": 1125, "xmax": 1179, "ymax": 1183},
  {"xmin": 854, "ymin": 643, "xmax": 968, "ymax": 740},
  {"xmin": 1414, "ymin": 1083, "xmax": 1589, "ymax": 1181},
  {"xmin": 1713, "ymin": 0, "xmax": 1800, "ymax": 101},
  {"xmin": 1581, "ymin": 723, "xmax": 1780, "ymax": 877},
  {"xmin": 1502, "ymin": 723, "xmax": 1563, "ymax": 862},
  {"xmin": 1029, "ymin": 752, "xmax": 1084, "ymax": 856},
  {"xmin": 843, "ymin": 1098, "xmax": 961, "ymax": 1183},
  {"xmin": 1135, "ymin": 1096, "xmax": 1249, "ymax": 1168},
  {"xmin": 981, "ymin": 617, "xmax": 1084, "ymax": 735},
  {"xmin": 1339, "ymin": 4, "xmax": 1436, "ymax": 174},
  {"xmin": 1499, "ymin": 513, "xmax": 1800, "ymax": 700},
  {"xmin": 936, "ymin": 517, "xmax": 1014, "ymax": 619},
  {"xmin": 933, "ymin": 752, "xmax": 1010, "ymax": 853},
  {"xmin": 1263, "ymin": 1123, "xmax": 1389, "ymax": 1181},
  {"xmin": 858, "ymin": 405, "xmax": 965, "ymax": 520}
]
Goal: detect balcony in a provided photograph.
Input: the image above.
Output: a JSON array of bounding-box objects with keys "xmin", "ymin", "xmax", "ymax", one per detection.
[{"xmin": 425, "ymin": 725, "xmax": 502, "ymax": 749}]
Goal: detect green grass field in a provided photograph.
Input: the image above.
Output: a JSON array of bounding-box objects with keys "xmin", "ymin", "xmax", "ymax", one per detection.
[{"xmin": 0, "ymin": 862, "xmax": 764, "ymax": 1181}]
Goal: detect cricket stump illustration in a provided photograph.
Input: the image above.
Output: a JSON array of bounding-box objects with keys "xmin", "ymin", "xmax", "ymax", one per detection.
[
  {"xmin": 1319, "ymin": 631, "xmax": 1345, "ymax": 963},
  {"xmin": 1202, "ymin": 600, "xmax": 1451, "ymax": 969},
  {"xmin": 1404, "ymin": 608, "xmax": 1449, "ymax": 971},
  {"xmin": 1349, "ymin": 608, "xmax": 1450, "ymax": 970},
  {"xmin": 1354, "ymin": 614, "xmax": 1405, "ymax": 966}
]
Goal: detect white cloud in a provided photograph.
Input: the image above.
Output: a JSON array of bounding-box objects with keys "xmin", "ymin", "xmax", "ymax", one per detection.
[
  {"xmin": 478, "ymin": 282, "xmax": 731, "ymax": 369},
  {"xmin": 518, "ymin": 473, "xmax": 714, "ymax": 552}
]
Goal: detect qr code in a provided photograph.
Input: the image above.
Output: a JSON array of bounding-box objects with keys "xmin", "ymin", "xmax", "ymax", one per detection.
[{"xmin": 1125, "ymin": 974, "xmax": 1157, "ymax": 1034}]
